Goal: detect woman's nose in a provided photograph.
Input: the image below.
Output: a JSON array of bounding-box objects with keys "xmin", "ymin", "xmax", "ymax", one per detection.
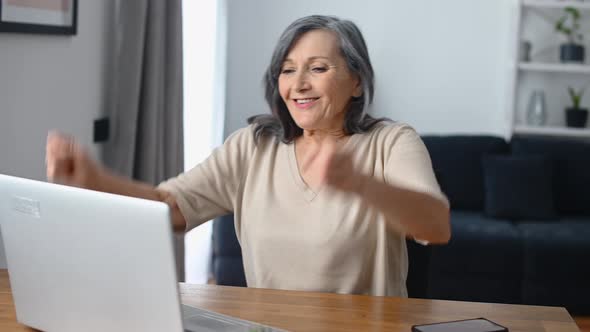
[{"xmin": 294, "ymin": 71, "xmax": 311, "ymax": 92}]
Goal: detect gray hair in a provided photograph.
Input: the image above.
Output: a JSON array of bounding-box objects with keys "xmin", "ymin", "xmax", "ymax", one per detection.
[{"xmin": 248, "ymin": 15, "xmax": 389, "ymax": 143}]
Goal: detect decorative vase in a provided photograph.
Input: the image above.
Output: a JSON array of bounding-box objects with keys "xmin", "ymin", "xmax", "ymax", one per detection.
[
  {"xmin": 526, "ymin": 90, "xmax": 547, "ymax": 126},
  {"xmin": 565, "ymin": 108, "xmax": 588, "ymax": 128},
  {"xmin": 560, "ymin": 43, "xmax": 585, "ymax": 63}
]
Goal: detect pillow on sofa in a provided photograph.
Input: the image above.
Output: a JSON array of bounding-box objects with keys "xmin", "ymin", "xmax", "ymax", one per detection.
[
  {"xmin": 512, "ymin": 136, "xmax": 590, "ymax": 215},
  {"xmin": 482, "ymin": 155, "xmax": 556, "ymax": 220},
  {"xmin": 422, "ymin": 136, "xmax": 509, "ymax": 211}
]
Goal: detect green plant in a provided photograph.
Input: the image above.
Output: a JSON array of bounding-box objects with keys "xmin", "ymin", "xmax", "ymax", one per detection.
[
  {"xmin": 568, "ymin": 86, "xmax": 585, "ymax": 109},
  {"xmin": 555, "ymin": 7, "xmax": 583, "ymax": 44}
]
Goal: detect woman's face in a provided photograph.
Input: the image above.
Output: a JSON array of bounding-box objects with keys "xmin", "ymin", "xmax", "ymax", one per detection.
[{"xmin": 278, "ymin": 29, "xmax": 361, "ymax": 132}]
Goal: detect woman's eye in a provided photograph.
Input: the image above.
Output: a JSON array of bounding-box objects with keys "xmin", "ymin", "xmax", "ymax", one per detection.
[
  {"xmin": 311, "ymin": 67, "xmax": 327, "ymax": 73},
  {"xmin": 280, "ymin": 68, "xmax": 295, "ymax": 75}
]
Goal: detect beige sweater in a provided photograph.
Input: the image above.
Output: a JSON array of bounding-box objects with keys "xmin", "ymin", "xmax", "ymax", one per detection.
[{"xmin": 158, "ymin": 122, "xmax": 446, "ymax": 296}]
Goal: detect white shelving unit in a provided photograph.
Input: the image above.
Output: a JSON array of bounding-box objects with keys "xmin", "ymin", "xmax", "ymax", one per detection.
[
  {"xmin": 507, "ymin": 0, "xmax": 590, "ymax": 138},
  {"xmin": 518, "ymin": 62, "xmax": 590, "ymax": 73},
  {"xmin": 523, "ymin": 0, "xmax": 590, "ymax": 9},
  {"xmin": 514, "ymin": 124, "xmax": 590, "ymax": 136}
]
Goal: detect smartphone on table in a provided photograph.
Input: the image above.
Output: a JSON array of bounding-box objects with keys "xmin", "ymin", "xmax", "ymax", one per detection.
[{"xmin": 411, "ymin": 317, "xmax": 508, "ymax": 332}]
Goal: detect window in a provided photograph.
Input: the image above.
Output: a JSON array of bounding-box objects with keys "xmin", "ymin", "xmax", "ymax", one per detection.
[{"xmin": 182, "ymin": 0, "xmax": 226, "ymax": 283}]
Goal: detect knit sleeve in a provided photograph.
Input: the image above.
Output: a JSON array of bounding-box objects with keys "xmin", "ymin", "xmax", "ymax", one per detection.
[
  {"xmin": 157, "ymin": 126, "xmax": 256, "ymax": 231},
  {"xmin": 383, "ymin": 124, "xmax": 448, "ymax": 207}
]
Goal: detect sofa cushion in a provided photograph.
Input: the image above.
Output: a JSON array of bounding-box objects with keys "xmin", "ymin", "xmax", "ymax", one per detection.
[
  {"xmin": 482, "ymin": 154, "xmax": 556, "ymax": 220},
  {"xmin": 511, "ymin": 136, "xmax": 590, "ymax": 215},
  {"xmin": 213, "ymin": 256, "xmax": 247, "ymax": 287},
  {"xmin": 428, "ymin": 211, "xmax": 523, "ymax": 303},
  {"xmin": 518, "ymin": 220, "xmax": 590, "ymax": 278},
  {"xmin": 422, "ymin": 136, "xmax": 509, "ymax": 210},
  {"xmin": 212, "ymin": 215, "xmax": 247, "ymax": 287},
  {"xmin": 430, "ymin": 211, "xmax": 522, "ymax": 275},
  {"xmin": 213, "ymin": 214, "xmax": 242, "ymax": 257},
  {"xmin": 517, "ymin": 220, "xmax": 590, "ymax": 314}
]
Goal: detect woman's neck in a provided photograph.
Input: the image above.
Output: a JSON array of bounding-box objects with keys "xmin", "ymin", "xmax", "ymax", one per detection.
[{"xmin": 298, "ymin": 128, "xmax": 348, "ymax": 147}]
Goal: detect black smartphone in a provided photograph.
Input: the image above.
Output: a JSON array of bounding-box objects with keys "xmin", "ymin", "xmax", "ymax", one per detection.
[{"xmin": 411, "ymin": 318, "xmax": 508, "ymax": 332}]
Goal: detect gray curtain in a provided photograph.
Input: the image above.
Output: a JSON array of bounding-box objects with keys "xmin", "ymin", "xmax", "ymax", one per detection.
[{"xmin": 103, "ymin": 0, "xmax": 185, "ymax": 281}]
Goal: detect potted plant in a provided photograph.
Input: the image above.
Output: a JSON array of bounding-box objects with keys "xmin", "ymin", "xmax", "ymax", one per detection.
[
  {"xmin": 566, "ymin": 86, "xmax": 588, "ymax": 128},
  {"xmin": 555, "ymin": 7, "xmax": 585, "ymax": 63}
]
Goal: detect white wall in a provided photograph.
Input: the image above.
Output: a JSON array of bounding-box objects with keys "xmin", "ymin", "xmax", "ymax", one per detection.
[
  {"xmin": 224, "ymin": 0, "xmax": 512, "ymax": 137},
  {"xmin": 0, "ymin": 0, "xmax": 113, "ymax": 268},
  {"xmin": 0, "ymin": 0, "xmax": 112, "ymax": 180}
]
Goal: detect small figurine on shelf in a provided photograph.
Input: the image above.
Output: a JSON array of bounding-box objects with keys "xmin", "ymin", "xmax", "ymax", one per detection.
[
  {"xmin": 520, "ymin": 40, "xmax": 532, "ymax": 62},
  {"xmin": 555, "ymin": 7, "xmax": 585, "ymax": 63},
  {"xmin": 565, "ymin": 86, "xmax": 588, "ymax": 128}
]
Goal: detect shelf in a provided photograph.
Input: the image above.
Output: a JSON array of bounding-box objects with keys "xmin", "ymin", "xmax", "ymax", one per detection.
[
  {"xmin": 523, "ymin": 0, "xmax": 590, "ymax": 9},
  {"xmin": 510, "ymin": 2, "xmax": 590, "ymax": 139},
  {"xmin": 518, "ymin": 62, "xmax": 590, "ymax": 73},
  {"xmin": 514, "ymin": 125, "xmax": 590, "ymax": 137}
]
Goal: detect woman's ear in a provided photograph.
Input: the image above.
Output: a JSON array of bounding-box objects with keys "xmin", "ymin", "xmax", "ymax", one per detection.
[
  {"xmin": 352, "ymin": 83, "xmax": 363, "ymax": 98},
  {"xmin": 352, "ymin": 76, "xmax": 362, "ymax": 98}
]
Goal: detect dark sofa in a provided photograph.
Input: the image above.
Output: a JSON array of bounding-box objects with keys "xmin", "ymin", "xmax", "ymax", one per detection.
[
  {"xmin": 423, "ymin": 135, "xmax": 590, "ymax": 314},
  {"xmin": 211, "ymin": 135, "xmax": 590, "ymax": 314}
]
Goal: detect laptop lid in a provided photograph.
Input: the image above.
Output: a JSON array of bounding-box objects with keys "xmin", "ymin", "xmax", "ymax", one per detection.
[{"xmin": 0, "ymin": 174, "xmax": 184, "ymax": 332}]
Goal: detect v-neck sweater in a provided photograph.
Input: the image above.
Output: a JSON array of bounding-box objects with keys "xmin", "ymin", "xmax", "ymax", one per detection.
[{"xmin": 158, "ymin": 122, "xmax": 446, "ymax": 296}]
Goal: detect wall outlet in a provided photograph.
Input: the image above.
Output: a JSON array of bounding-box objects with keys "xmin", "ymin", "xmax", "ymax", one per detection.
[{"xmin": 93, "ymin": 117, "xmax": 110, "ymax": 143}]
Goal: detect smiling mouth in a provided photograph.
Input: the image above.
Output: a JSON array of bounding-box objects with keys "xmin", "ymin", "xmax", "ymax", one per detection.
[{"xmin": 294, "ymin": 98, "xmax": 319, "ymax": 105}]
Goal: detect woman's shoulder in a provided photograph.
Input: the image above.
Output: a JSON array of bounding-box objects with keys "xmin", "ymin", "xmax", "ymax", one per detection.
[
  {"xmin": 225, "ymin": 125, "xmax": 255, "ymax": 141},
  {"xmin": 224, "ymin": 124, "xmax": 281, "ymax": 151},
  {"xmin": 221, "ymin": 125, "xmax": 259, "ymax": 154},
  {"xmin": 362, "ymin": 121, "xmax": 420, "ymax": 143}
]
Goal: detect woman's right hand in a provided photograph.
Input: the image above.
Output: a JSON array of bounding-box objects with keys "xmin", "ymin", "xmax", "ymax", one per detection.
[
  {"xmin": 46, "ymin": 131, "xmax": 103, "ymax": 190},
  {"xmin": 45, "ymin": 131, "xmax": 188, "ymax": 231}
]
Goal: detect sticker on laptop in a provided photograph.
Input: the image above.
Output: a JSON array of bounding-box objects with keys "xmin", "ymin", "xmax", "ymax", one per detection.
[{"xmin": 11, "ymin": 196, "xmax": 41, "ymax": 218}]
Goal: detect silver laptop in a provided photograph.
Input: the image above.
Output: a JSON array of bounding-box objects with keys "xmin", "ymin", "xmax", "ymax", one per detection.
[{"xmin": 0, "ymin": 174, "xmax": 284, "ymax": 332}]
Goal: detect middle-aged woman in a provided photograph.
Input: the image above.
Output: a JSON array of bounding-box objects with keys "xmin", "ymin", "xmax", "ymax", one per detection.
[{"xmin": 46, "ymin": 15, "xmax": 450, "ymax": 297}]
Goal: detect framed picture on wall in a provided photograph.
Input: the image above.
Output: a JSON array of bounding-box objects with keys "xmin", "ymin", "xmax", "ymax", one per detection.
[{"xmin": 0, "ymin": 0, "xmax": 77, "ymax": 35}]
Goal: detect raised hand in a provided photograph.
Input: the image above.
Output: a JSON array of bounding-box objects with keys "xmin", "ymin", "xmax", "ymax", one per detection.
[
  {"xmin": 45, "ymin": 131, "xmax": 101, "ymax": 189},
  {"xmin": 322, "ymin": 150, "xmax": 366, "ymax": 194}
]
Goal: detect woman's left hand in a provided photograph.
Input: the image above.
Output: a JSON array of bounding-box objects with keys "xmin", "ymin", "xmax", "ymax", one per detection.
[
  {"xmin": 323, "ymin": 151, "xmax": 366, "ymax": 194},
  {"xmin": 322, "ymin": 148, "xmax": 450, "ymax": 243}
]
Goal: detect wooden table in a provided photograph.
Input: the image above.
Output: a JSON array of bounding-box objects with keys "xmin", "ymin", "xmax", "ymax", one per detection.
[{"xmin": 0, "ymin": 270, "xmax": 579, "ymax": 332}]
